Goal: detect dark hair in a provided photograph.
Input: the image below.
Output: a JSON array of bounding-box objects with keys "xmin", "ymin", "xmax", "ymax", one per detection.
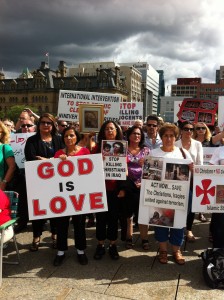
[
  {"xmin": 103, "ymin": 143, "xmax": 111, "ymax": 150},
  {"xmin": 112, "ymin": 141, "xmax": 124, "ymax": 154},
  {"xmin": 37, "ymin": 113, "xmax": 58, "ymax": 136},
  {"xmin": 97, "ymin": 120, "xmax": 123, "ymax": 149},
  {"xmin": 159, "ymin": 123, "xmax": 179, "ymax": 139},
  {"xmin": 61, "ymin": 125, "xmax": 81, "ymax": 145},
  {"xmin": 179, "ymin": 121, "xmax": 194, "ymax": 130},
  {"xmin": 126, "ymin": 125, "xmax": 145, "ymax": 148},
  {"xmin": 146, "ymin": 115, "xmax": 159, "ymax": 124}
]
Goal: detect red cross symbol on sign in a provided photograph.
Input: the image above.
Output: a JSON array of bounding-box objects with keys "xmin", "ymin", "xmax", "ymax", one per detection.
[{"xmin": 196, "ymin": 179, "xmax": 215, "ymax": 205}]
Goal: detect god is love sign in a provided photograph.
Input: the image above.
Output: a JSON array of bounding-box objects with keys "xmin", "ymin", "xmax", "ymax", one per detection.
[{"xmin": 25, "ymin": 154, "xmax": 107, "ymax": 220}]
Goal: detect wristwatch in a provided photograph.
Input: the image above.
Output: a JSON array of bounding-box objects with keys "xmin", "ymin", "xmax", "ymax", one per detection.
[{"xmin": 2, "ymin": 179, "xmax": 7, "ymax": 183}]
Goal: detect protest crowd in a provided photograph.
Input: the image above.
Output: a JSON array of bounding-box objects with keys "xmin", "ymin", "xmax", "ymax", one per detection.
[{"xmin": 1, "ymin": 103, "xmax": 224, "ymax": 287}]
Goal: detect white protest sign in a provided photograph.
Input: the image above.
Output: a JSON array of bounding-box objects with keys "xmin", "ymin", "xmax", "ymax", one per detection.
[
  {"xmin": 119, "ymin": 102, "xmax": 143, "ymax": 126},
  {"xmin": 138, "ymin": 156, "xmax": 191, "ymax": 228},
  {"xmin": 192, "ymin": 165, "xmax": 224, "ymax": 213},
  {"xmin": 57, "ymin": 90, "xmax": 121, "ymax": 122},
  {"xmin": 10, "ymin": 133, "xmax": 35, "ymax": 168},
  {"xmin": 25, "ymin": 154, "xmax": 107, "ymax": 220},
  {"xmin": 102, "ymin": 140, "xmax": 127, "ymax": 180},
  {"xmin": 203, "ymin": 147, "xmax": 214, "ymax": 165}
]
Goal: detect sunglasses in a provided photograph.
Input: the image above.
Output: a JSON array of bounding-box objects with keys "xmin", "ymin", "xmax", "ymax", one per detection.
[
  {"xmin": 21, "ymin": 124, "xmax": 34, "ymax": 128},
  {"xmin": 60, "ymin": 124, "xmax": 67, "ymax": 127},
  {"xmin": 183, "ymin": 127, "xmax": 194, "ymax": 132},
  {"xmin": 147, "ymin": 124, "xmax": 157, "ymax": 128},
  {"xmin": 40, "ymin": 121, "xmax": 53, "ymax": 126},
  {"xmin": 196, "ymin": 127, "xmax": 206, "ymax": 130}
]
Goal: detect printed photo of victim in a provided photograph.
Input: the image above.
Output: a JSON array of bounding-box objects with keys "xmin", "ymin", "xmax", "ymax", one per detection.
[
  {"xmin": 149, "ymin": 207, "xmax": 175, "ymax": 227},
  {"xmin": 142, "ymin": 156, "xmax": 163, "ymax": 181},
  {"xmin": 165, "ymin": 163, "xmax": 189, "ymax": 181},
  {"xmin": 102, "ymin": 140, "xmax": 127, "ymax": 157}
]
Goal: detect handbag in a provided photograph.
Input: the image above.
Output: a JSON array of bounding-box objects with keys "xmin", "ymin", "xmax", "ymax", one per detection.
[{"xmin": 2, "ymin": 144, "xmax": 22, "ymax": 191}]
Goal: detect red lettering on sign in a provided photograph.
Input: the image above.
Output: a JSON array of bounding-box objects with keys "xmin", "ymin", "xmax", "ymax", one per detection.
[
  {"xmin": 50, "ymin": 197, "xmax": 67, "ymax": 213},
  {"xmin": 70, "ymin": 194, "xmax": 85, "ymax": 211},
  {"xmin": 58, "ymin": 160, "xmax": 74, "ymax": 177},
  {"xmin": 77, "ymin": 158, "xmax": 93, "ymax": 175},
  {"xmin": 37, "ymin": 162, "xmax": 54, "ymax": 179},
  {"xmin": 89, "ymin": 192, "xmax": 104, "ymax": 209},
  {"xmin": 33, "ymin": 199, "xmax": 47, "ymax": 216}
]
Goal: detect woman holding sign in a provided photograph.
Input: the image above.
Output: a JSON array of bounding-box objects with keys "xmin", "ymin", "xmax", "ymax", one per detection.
[
  {"xmin": 150, "ymin": 123, "xmax": 193, "ymax": 265},
  {"xmin": 53, "ymin": 125, "xmax": 90, "ymax": 266},
  {"xmin": 92, "ymin": 120, "xmax": 125, "ymax": 260},
  {"xmin": 25, "ymin": 113, "xmax": 64, "ymax": 252}
]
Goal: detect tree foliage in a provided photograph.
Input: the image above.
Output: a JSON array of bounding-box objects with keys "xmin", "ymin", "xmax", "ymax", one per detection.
[{"xmin": 4, "ymin": 105, "xmax": 39, "ymax": 123}]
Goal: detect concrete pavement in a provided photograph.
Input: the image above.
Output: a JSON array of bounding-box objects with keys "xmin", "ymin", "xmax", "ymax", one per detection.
[{"xmin": 1, "ymin": 217, "xmax": 224, "ymax": 300}]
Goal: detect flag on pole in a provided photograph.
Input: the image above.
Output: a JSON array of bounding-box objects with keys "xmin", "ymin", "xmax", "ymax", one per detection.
[{"xmin": 45, "ymin": 52, "xmax": 49, "ymax": 57}]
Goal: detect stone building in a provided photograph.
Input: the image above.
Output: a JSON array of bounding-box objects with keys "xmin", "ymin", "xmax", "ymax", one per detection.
[{"xmin": 0, "ymin": 61, "xmax": 128, "ymax": 116}]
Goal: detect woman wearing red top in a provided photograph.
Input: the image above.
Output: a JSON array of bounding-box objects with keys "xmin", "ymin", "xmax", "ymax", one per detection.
[
  {"xmin": 53, "ymin": 125, "xmax": 90, "ymax": 266},
  {"xmin": 92, "ymin": 120, "xmax": 124, "ymax": 260},
  {"xmin": 0, "ymin": 190, "xmax": 13, "ymax": 243}
]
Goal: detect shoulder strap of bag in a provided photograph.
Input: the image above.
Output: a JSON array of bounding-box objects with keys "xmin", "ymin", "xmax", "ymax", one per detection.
[{"xmin": 179, "ymin": 147, "xmax": 186, "ymax": 159}]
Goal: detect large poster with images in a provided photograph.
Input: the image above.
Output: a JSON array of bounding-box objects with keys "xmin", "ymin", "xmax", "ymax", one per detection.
[
  {"xmin": 58, "ymin": 90, "xmax": 121, "ymax": 122},
  {"xmin": 101, "ymin": 140, "xmax": 127, "ymax": 180},
  {"xmin": 192, "ymin": 165, "xmax": 224, "ymax": 213},
  {"xmin": 177, "ymin": 98, "xmax": 217, "ymax": 126},
  {"xmin": 25, "ymin": 154, "xmax": 107, "ymax": 220},
  {"xmin": 119, "ymin": 102, "xmax": 143, "ymax": 126},
  {"xmin": 138, "ymin": 156, "xmax": 191, "ymax": 228},
  {"xmin": 10, "ymin": 133, "xmax": 35, "ymax": 168}
]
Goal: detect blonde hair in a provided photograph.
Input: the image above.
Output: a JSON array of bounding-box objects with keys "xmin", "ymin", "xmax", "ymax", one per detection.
[
  {"xmin": 0, "ymin": 121, "xmax": 10, "ymax": 144},
  {"xmin": 193, "ymin": 122, "xmax": 211, "ymax": 141}
]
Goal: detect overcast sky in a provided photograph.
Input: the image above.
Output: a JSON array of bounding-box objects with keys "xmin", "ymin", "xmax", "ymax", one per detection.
[{"xmin": 1, "ymin": 0, "xmax": 224, "ymax": 94}]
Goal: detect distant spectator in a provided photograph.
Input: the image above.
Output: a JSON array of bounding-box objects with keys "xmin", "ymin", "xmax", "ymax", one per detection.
[{"xmin": 57, "ymin": 120, "xmax": 68, "ymax": 134}]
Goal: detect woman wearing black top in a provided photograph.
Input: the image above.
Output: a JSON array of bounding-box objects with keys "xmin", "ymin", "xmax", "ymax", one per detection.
[{"xmin": 25, "ymin": 113, "xmax": 64, "ymax": 251}]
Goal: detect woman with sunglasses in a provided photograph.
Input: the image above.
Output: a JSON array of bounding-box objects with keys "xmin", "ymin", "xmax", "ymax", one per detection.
[
  {"xmin": 175, "ymin": 121, "xmax": 203, "ymax": 242},
  {"xmin": 25, "ymin": 113, "xmax": 64, "ymax": 251}
]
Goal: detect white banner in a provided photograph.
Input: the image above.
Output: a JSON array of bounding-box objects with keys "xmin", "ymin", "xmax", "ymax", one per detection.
[
  {"xmin": 119, "ymin": 102, "xmax": 143, "ymax": 126},
  {"xmin": 192, "ymin": 165, "xmax": 224, "ymax": 213},
  {"xmin": 10, "ymin": 133, "xmax": 35, "ymax": 168},
  {"xmin": 25, "ymin": 154, "xmax": 107, "ymax": 220},
  {"xmin": 57, "ymin": 90, "xmax": 121, "ymax": 122},
  {"xmin": 138, "ymin": 156, "xmax": 191, "ymax": 228}
]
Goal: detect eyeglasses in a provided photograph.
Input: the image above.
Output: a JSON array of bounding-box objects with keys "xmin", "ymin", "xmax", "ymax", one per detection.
[
  {"xmin": 132, "ymin": 132, "xmax": 141, "ymax": 136},
  {"xmin": 21, "ymin": 124, "xmax": 34, "ymax": 128},
  {"xmin": 105, "ymin": 127, "xmax": 116, "ymax": 131},
  {"xmin": 183, "ymin": 127, "xmax": 194, "ymax": 132},
  {"xmin": 147, "ymin": 124, "xmax": 157, "ymax": 128},
  {"xmin": 196, "ymin": 127, "xmax": 206, "ymax": 130},
  {"xmin": 40, "ymin": 121, "xmax": 53, "ymax": 126}
]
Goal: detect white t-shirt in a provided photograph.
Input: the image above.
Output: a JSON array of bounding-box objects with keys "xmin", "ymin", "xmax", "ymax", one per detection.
[
  {"xmin": 209, "ymin": 146, "xmax": 224, "ymax": 165},
  {"xmin": 150, "ymin": 146, "xmax": 193, "ymax": 162}
]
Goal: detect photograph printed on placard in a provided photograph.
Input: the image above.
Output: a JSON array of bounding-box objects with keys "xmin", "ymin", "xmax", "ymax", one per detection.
[
  {"xmin": 165, "ymin": 163, "xmax": 189, "ymax": 181},
  {"xmin": 148, "ymin": 207, "xmax": 175, "ymax": 227}
]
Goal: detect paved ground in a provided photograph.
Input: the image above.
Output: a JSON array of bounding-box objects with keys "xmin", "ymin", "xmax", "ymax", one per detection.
[{"xmin": 1, "ymin": 216, "xmax": 224, "ymax": 300}]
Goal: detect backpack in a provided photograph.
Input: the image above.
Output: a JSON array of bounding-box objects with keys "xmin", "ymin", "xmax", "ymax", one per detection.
[{"xmin": 199, "ymin": 248, "xmax": 224, "ymax": 289}]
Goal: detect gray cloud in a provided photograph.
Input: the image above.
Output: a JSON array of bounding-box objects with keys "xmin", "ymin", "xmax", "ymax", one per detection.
[{"xmin": 1, "ymin": 0, "xmax": 223, "ymax": 89}]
